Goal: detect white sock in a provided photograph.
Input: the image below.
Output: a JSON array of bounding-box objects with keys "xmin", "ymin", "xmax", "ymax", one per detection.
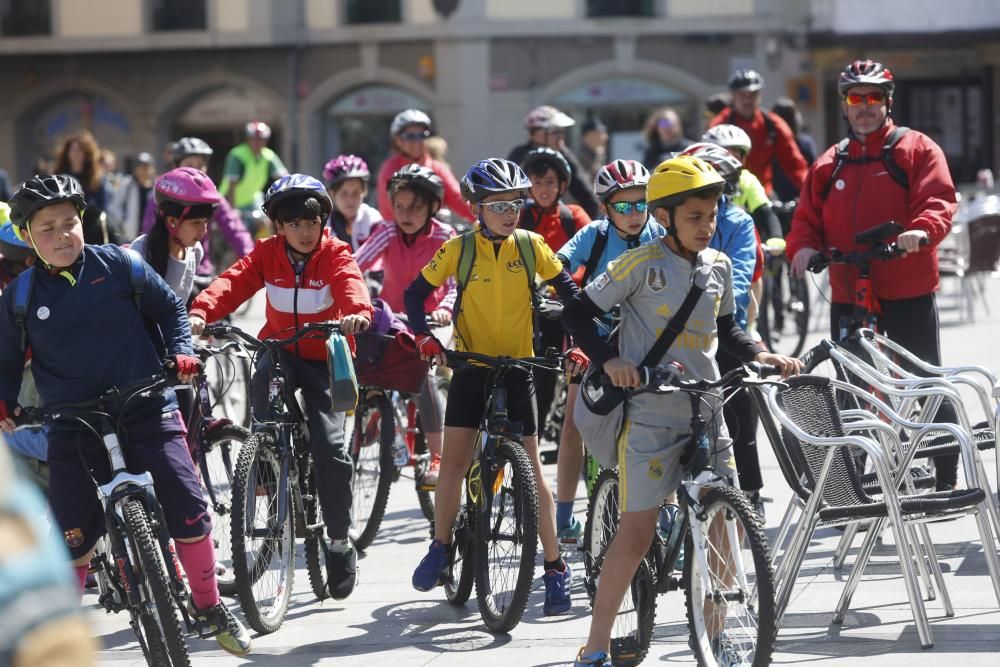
[{"xmin": 328, "ymin": 538, "xmax": 351, "ymax": 554}]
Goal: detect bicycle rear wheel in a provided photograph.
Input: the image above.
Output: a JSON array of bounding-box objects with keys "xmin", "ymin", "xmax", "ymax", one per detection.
[
  {"xmin": 583, "ymin": 468, "xmax": 619, "ymax": 604},
  {"xmin": 349, "ymin": 393, "xmax": 395, "ymax": 551},
  {"xmin": 301, "ymin": 457, "xmax": 329, "ymax": 601},
  {"xmin": 684, "ymin": 485, "xmax": 776, "ymax": 667},
  {"xmin": 473, "ymin": 439, "xmax": 539, "ymax": 633},
  {"xmin": 199, "ymin": 424, "xmax": 246, "ymax": 596},
  {"xmin": 759, "ymin": 261, "xmax": 810, "ymax": 357},
  {"xmin": 231, "ymin": 432, "xmax": 295, "ymax": 634},
  {"xmin": 445, "ymin": 485, "xmax": 475, "ymax": 605},
  {"xmin": 611, "ymin": 558, "xmax": 656, "ymax": 667},
  {"xmin": 121, "ymin": 500, "xmax": 191, "ymax": 666}
]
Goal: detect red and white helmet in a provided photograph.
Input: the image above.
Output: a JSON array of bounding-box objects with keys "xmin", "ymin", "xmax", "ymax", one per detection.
[
  {"xmin": 838, "ymin": 59, "xmax": 895, "ymax": 97},
  {"xmin": 245, "ymin": 121, "xmax": 272, "ymax": 140},
  {"xmin": 593, "ymin": 159, "xmax": 650, "ymax": 203}
]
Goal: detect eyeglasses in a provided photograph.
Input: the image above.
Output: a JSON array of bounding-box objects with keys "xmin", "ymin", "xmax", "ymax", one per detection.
[
  {"xmin": 656, "ymin": 118, "xmax": 676, "ymax": 130},
  {"xmin": 481, "ymin": 199, "xmax": 525, "ymax": 215},
  {"xmin": 400, "ymin": 130, "xmax": 430, "ymax": 141},
  {"xmin": 844, "ymin": 91, "xmax": 886, "ymax": 107},
  {"xmin": 608, "ymin": 200, "xmax": 648, "ymax": 215}
]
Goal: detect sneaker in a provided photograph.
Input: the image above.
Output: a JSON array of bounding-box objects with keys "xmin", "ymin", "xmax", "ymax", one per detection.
[
  {"xmin": 412, "ymin": 539, "xmax": 450, "ymax": 592},
  {"xmin": 557, "ymin": 516, "xmax": 583, "ymax": 544},
  {"xmin": 324, "ymin": 543, "xmax": 358, "ymax": 600},
  {"xmin": 574, "ymin": 647, "xmax": 612, "ymax": 666},
  {"xmin": 542, "ymin": 562, "xmax": 572, "ymax": 615},
  {"xmin": 422, "ymin": 453, "xmax": 441, "ymax": 487},
  {"xmin": 187, "ymin": 601, "xmax": 252, "ymax": 656}
]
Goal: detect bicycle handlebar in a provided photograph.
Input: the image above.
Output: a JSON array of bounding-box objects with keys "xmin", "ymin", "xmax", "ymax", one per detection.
[
  {"xmin": 16, "ymin": 375, "xmax": 169, "ymax": 427},
  {"xmin": 204, "ymin": 321, "xmax": 342, "ymax": 350},
  {"xmin": 636, "ymin": 361, "xmax": 780, "ymax": 395},
  {"xmin": 445, "ymin": 349, "xmax": 564, "ymax": 372},
  {"xmin": 807, "ymin": 237, "xmax": 929, "ymax": 273}
]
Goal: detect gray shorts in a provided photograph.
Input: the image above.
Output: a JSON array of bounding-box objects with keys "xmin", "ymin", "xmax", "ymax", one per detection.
[{"xmin": 617, "ymin": 419, "xmax": 736, "ymax": 513}]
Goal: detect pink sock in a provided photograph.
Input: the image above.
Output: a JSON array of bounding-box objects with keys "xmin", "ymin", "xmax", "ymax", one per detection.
[
  {"xmin": 174, "ymin": 534, "xmax": 220, "ymax": 610},
  {"xmin": 74, "ymin": 564, "xmax": 89, "ymax": 591}
]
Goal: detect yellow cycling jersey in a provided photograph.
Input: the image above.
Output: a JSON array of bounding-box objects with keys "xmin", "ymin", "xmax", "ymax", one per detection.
[{"xmin": 421, "ymin": 227, "xmax": 562, "ymax": 358}]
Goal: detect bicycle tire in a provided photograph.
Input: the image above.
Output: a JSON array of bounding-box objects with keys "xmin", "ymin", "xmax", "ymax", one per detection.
[
  {"xmin": 583, "ymin": 467, "xmax": 619, "ymax": 605},
  {"xmin": 610, "ymin": 557, "xmax": 656, "ymax": 667},
  {"xmin": 122, "ymin": 500, "xmax": 191, "ymax": 666},
  {"xmin": 759, "ymin": 261, "xmax": 810, "ymax": 358},
  {"xmin": 445, "ymin": 486, "xmax": 475, "ymax": 605},
  {"xmin": 301, "ymin": 456, "xmax": 329, "ymax": 601},
  {"xmin": 473, "ymin": 439, "xmax": 539, "ymax": 634},
  {"xmin": 231, "ymin": 431, "xmax": 295, "ymax": 634},
  {"xmin": 684, "ymin": 485, "xmax": 776, "ymax": 667},
  {"xmin": 414, "ymin": 377, "xmax": 447, "ymax": 524},
  {"xmin": 350, "ymin": 393, "xmax": 395, "ymax": 551},
  {"xmin": 199, "ymin": 424, "xmax": 247, "ymax": 596}
]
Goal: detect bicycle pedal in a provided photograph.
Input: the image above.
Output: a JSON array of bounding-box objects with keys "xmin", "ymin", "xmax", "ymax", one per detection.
[{"xmin": 417, "ymin": 483, "xmax": 436, "ymax": 492}]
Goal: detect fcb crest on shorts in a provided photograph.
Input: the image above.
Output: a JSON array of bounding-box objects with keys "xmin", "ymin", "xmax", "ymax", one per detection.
[
  {"xmin": 64, "ymin": 527, "xmax": 84, "ymax": 548},
  {"xmin": 646, "ymin": 266, "xmax": 667, "ymax": 292}
]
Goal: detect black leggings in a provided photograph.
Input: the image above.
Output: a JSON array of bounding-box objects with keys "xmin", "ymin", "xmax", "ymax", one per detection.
[
  {"xmin": 533, "ymin": 315, "xmax": 565, "ymax": 427},
  {"xmin": 717, "ymin": 346, "xmax": 763, "ymax": 492},
  {"xmin": 830, "ymin": 293, "xmax": 959, "ymax": 489}
]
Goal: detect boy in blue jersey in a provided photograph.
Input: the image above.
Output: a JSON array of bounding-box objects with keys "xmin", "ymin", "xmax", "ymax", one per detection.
[
  {"xmin": 553, "ymin": 159, "xmax": 662, "ymax": 540},
  {"xmin": 0, "ymin": 175, "xmax": 251, "ymax": 656}
]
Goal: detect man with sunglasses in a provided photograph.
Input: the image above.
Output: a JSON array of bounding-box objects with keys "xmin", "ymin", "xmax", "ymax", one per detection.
[
  {"xmin": 787, "ymin": 59, "xmax": 960, "ymax": 491},
  {"xmin": 508, "ymin": 105, "xmax": 602, "ymax": 219},
  {"xmin": 376, "ymin": 109, "xmax": 474, "ymax": 223},
  {"xmin": 708, "ymin": 69, "xmax": 808, "ymax": 197}
]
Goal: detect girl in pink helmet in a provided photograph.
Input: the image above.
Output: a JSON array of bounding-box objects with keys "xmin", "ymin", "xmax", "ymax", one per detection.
[
  {"xmin": 322, "ymin": 154, "xmax": 384, "ymax": 252},
  {"xmin": 129, "ymin": 167, "xmax": 222, "ymax": 301}
]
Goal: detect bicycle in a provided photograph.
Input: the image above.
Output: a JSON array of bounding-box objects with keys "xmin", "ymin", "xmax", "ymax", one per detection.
[
  {"xmin": 187, "ymin": 341, "xmax": 252, "ymax": 595},
  {"xmin": 18, "ymin": 375, "xmax": 205, "ymax": 666},
  {"xmin": 440, "ymin": 349, "xmax": 564, "ymax": 633},
  {"xmin": 204, "ymin": 320, "xmax": 340, "ymax": 634},
  {"xmin": 757, "ymin": 200, "xmax": 810, "ymax": 357},
  {"xmin": 584, "ymin": 363, "xmax": 779, "ymax": 667}
]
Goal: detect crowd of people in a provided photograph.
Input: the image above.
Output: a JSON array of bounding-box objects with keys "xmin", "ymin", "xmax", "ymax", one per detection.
[{"xmin": 0, "ymin": 58, "xmax": 963, "ymax": 666}]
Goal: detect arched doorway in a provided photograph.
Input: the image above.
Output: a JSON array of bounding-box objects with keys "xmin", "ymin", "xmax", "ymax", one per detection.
[
  {"xmin": 171, "ymin": 85, "xmax": 282, "ymax": 183},
  {"xmin": 322, "ymin": 84, "xmax": 430, "ymax": 202},
  {"xmin": 552, "ymin": 77, "xmax": 694, "ymax": 163}
]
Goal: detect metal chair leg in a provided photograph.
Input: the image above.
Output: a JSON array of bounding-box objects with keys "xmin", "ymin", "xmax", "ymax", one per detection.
[
  {"xmin": 885, "ymin": 504, "xmax": 934, "ymax": 648},
  {"xmin": 974, "ymin": 506, "xmax": 1000, "ymax": 608},
  {"xmin": 771, "ymin": 496, "xmax": 801, "ymax": 570},
  {"xmin": 905, "ymin": 523, "xmax": 936, "ymax": 602},
  {"xmin": 833, "ymin": 518, "xmax": 884, "ymax": 624},
  {"xmin": 917, "ymin": 523, "xmax": 953, "ymax": 616},
  {"xmin": 833, "ymin": 521, "xmax": 860, "ymax": 570}
]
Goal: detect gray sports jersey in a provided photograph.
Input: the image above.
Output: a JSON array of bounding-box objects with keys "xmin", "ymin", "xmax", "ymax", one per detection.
[{"xmin": 585, "ymin": 240, "xmax": 735, "ymax": 427}]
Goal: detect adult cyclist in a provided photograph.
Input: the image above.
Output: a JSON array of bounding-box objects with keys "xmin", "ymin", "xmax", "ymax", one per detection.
[
  {"xmin": 220, "ymin": 122, "xmax": 289, "ymax": 237},
  {"xmin": 787, "ymin": 59, "xmax": 959, "ymax": 491}
]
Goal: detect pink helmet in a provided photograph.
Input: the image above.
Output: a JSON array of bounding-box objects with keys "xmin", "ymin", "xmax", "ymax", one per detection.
[
  {"xmin": 154, "ymin": 167, "xmax": 223, "ymax": 207},
  {"xmin": 323, "ymin": 154, "xmax": 370, "ymax": 186},
  {"xmin": 245, "ymin": 121, "xmax": 272, "ymax": 140}
]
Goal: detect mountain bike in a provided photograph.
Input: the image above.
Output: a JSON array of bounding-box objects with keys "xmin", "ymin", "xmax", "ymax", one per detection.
[
  {"xmin": 585, "ymin": 363, "xmax": 779, "ymax": 667},
  {"xmin": 19, "ymin": 376, "xmax": 202, "ymax": 666},
  {"xmin": 441, "ymin": 349, "xmax": 563, "ymax": 633},
  {"xmin": 758, "ymin": 237, "xmax": 810, "ymax": 358},
  {"xmin": 205, "ymin": 321, "xmax": 340, "ymax": 634}
]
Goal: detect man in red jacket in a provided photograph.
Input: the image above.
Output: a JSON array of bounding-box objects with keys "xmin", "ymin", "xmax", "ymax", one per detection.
[
  {"xmin": 787, "ymin": 59, "xmax": 959, "ymax": 489},
  {"xmin": 709, "ymin": 69, "xmax": 808, "ymax": 197}
]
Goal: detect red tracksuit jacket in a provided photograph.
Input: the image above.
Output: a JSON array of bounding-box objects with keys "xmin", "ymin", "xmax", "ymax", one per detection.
[{"xmin": 709, "ymin": 107, "xmax": 808, "ymax": 196}]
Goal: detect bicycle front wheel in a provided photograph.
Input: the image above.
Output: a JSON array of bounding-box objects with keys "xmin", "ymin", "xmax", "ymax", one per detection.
[
  {"xmin": 473, "ymin": 439, "xmax": 539, "ymax": 633},
  {"xmin": 231, "ymin": 431, "xmax": 295, "ymax": 634},
  {"xmin": 684, "ymin": 485, "xmax": 776, "ymax": 667},
  {"xmin": 759, "ymin": 261, "xmax": 810, "ymax": 357},
  {"xmin": 121, "ymin": 500, "xmax": 191, "ymax": 666},
  {"xmin": 583, "ymin": 468, "xmax": 619, "ymax": 604},
  {"xmin": 199, "ymin": 424, "xmax": 247, "ymax": 596},
  {"xmin": 349, "ymin": 393, "xmax": 395, "ymax": 551},
  {"xmin": 445, "ymin": 484, "xmax": 475, "ymax": 605}
]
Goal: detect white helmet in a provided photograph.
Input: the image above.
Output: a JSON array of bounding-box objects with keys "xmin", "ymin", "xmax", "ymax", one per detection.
[
  {"xmin": 702, "ymin": 124, "xmax": 752, "ymax": 154},
  {"xmin": 390, "ymin": 109, "xmax": 432, "ymax": 136},
  {"xmin": 524, "ymin": 105, "xmax": 575, "ymax": 131}
]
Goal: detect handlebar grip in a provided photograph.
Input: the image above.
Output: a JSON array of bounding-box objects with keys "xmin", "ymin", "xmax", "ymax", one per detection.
[
  {"xmin": 750, "ymin": 362, "xmax": 781, "ymax": 378},
  {"xmin": 807, "ymin": 253, "xmax": 830, "ymax": 273}
]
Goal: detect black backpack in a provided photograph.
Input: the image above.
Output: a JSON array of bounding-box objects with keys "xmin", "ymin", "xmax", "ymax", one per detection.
[{"xmin": 820, "ymin": 126, "xmax": 911, "ymax": 200}]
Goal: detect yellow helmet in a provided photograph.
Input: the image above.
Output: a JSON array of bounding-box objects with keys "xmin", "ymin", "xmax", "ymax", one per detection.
[{"xmin": 647, "ymin": 155, "xmax": 725, "ymax": 209}]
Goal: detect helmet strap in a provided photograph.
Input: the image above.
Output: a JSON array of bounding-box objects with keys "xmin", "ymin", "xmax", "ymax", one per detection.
[
  {"xmin": 664, "ymin": 209, "xmax": 695, "ymax": 261},
  {"xmin": 26, "ymin": 225, "xmax": 77, "ymax": 284}
]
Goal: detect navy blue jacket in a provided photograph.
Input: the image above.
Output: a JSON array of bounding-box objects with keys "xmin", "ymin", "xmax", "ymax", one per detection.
[{"xmin": 0, "ymin": 245, "xmax": 192, "ymax": 422}]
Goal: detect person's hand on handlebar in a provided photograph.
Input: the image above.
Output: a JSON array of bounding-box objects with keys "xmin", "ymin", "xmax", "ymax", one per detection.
[
  {"xmin": 790, "ymin": 247, "xmax": 819, "ymax": 277},
  {"xmin": 170, "ymin": 354, "xmax": 202, "ymax": 383},
  {"xmin": 753, "ymin": 351, "xmax": 804, "ymax": 378},
  {"xmin": 340, "ymin": 314, "xmax": 371, "ymax": 336},
  {"xmin": 603, "ymin": 357, "xmax": 641, "ymax": 389},
  {"xmin": 897, "ymin": 229, "xmax": 929, "ymax": 256},
  {"xmin": 415, "ymin": 333, "xmax": 447, "ymax": 367},
  {"xmin": 189, "ymin": 315, "xmax": 206, "ymax": 337},
  {"xmin": 565, "ymin": 347, "xmax": 589, "ymax": 377},
  {"xmin": 429, "ymin": 309, "xmax": 453, "ymax": 326}
]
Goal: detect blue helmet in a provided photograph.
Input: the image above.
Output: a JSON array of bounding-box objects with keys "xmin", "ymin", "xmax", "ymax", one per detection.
[
  {"xmin": 262, "ymin": 173, "xmax": 333, "ymax": 220},
  {"xmin": 461, "ymin": 158, "xmax": 530, "ymax": 203},
  {"xmin": 0, "ymin": 218, "xmax": 35, "ymax": 264}
]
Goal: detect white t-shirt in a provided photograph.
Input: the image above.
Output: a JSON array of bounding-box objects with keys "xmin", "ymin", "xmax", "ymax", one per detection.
[{"xmin": 129, "ymin": 234, "xmax": 203, "ymax": 303}]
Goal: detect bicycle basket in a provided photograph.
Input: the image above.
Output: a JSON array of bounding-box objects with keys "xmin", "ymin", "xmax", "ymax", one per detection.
[{"xmin": 356, "ymin": 330, "xmax": 430, "ymax": 394}]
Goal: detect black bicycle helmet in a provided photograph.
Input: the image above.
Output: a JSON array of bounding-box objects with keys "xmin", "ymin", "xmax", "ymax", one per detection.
[
  {"xmin": 388, "ymin": 163, "xmax": 444, "ymax": 202},
  {"xmin": 520, "ymin": 146, "xmax": 571, "ymax": 183},
  {"xmin": 838, "ymin": 59, "xmax": 895, "ymax": 97},
  {"xmin": 728, "ymin": 69, "xmax": 764, "ymax": 92},
  {"xmin": 8, "ymin": 174, "xmax": 87, "ymax": 229},
  {"xmin": 171, "ymin": 137, "xmax": 214, "ymax": 166}
]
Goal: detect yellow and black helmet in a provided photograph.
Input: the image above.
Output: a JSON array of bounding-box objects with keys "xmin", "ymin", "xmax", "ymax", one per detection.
[{"xmin": 647, "ymin": 155, "xmax": 725, "ymax": 211}]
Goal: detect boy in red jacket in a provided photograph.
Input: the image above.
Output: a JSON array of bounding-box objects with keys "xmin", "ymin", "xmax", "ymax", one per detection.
[{"xmin": 189, "ymin": 174, "xmax": 372, "ymax": 600}]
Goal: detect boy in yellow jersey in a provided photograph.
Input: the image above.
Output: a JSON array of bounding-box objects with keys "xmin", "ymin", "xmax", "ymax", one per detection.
[{"xmin": 404, "ymin": 158, "xmax": 587, "ymax": 615}]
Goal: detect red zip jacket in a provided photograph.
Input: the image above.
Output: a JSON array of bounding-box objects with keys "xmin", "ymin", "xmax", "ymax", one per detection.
[
  {"xmin": 189, "ymin": 230, "xmax": 373, "ymax": 361},
  {"xmin": 520, "ymin": 201, "xmax": 590, "ymax": 283},
  {"xmin": 786, "ymin": 121, "xmax": 956, "ymax": 304},
  {"xmin": 709, "ymin": 108, "xmax": 808, "ymax": 196},
  {"xmin": 376, "ymin": 153, "xmax": 474, "ymax": 222}
]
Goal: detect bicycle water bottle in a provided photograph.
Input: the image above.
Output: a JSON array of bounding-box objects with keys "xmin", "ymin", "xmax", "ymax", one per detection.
[
  {"xmin": 392, "ymin": 433, "xmax": 410, "ymax": 467},
  {"xmin": 686, "ymin": 433, "xmax": 711, "ymax": 474},
  {"xmin": 657, "ymin": 505, "xmax": 682, "ymax": 552}
]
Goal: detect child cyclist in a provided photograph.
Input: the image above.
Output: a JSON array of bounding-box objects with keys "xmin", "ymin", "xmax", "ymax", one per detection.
[
  {"xmin": 354, "ymin": 164, "xmax": 455, "ymax": 484},
  {"xmin": 188, "ymin": 174, "xmax": 372, "ymax": 600},
  {"xmin": 0, "ymin": 174, "xmax": 252, "ymax": 655},
  {"xmin": 405, "ymin": 158, "xmax": 588, "ymax": 615},
  {"xmin": 553, "ymin": 158, "xmax": 663, "ymax": 540},
  {"xmin": 322, "ymin": 154, "xmax": 384, "ymax": 252},
  {"xmin": 562, "ymin": 156, "xmax": 801, "ymax": 666}
]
